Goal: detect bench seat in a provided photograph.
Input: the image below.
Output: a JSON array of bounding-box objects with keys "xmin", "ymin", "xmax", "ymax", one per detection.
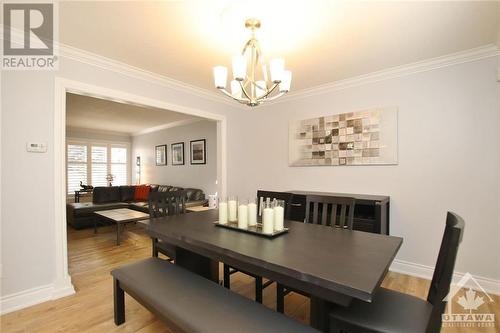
[{"xmin": 111, "ymin": 257, "xmax": 318, "ymax": 333}]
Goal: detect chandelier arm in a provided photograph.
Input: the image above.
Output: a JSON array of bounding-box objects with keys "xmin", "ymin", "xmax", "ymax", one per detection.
[
  {"xmin": 238, "ymin": 80, "xmax": 253, "ymax": 101},
  {"xmin": 241, "ymin": 39, "xmax": 253, "ymax": 55},
  {"xmin": 262, "ymin": 91, "xmax": 286, "ymax": 102},
  {"xmin": 257, "ymin": 82, "xmax": 280, "ymax": 101},
  {"xmin": 218, "ymin": 88, "xmax": 250, "ymax": 103}
]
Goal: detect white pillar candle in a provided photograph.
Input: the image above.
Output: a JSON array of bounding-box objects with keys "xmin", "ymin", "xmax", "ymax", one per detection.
[
  {"xmin": 262, "ymin": 207, "xmax": 274, "ymax": 234},
  {"xmin": 218, "ymin": 202, "xmax": 228, "ymax": 224},
  {"xmin": 274, "ymin": 205, "xmax": 285, "ymax": 231},
  {"xmin": 238, "ymin": 204, "xmax": 248, "ymax": 229},
  {"xmin": 248, "ymin": 202, "xmax": 257, "ymax": 226},
  {"xmin": 228, "ymin": 200, "xmax": 237, "ymax": 222}
]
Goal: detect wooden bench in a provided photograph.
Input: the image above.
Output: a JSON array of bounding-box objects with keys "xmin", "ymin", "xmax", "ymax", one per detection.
[{"xmin": 111, "ymin": 257, "xmax": 318, "ymax": 333}]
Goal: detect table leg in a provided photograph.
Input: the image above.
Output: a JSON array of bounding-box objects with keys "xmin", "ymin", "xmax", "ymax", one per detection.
[
  {"xmin": 310, "ymin": 293, "xmax": 353, "ymax": 332},
  {"xmin": 310, "ymin": 296, "xmax": 332, "ymax": 332},
  {"xmin": 116, "ymin": 223, "xmax": 121, "ymax": 245},
  {"xmin": 175, "ymin": 247, "xmax": 219, "ymax": 283}
]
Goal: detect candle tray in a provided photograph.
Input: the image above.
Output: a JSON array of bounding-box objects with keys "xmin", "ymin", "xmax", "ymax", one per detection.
[{"xmin": 213, "ymin": 221, "xmax": 289, "ymax": 238}]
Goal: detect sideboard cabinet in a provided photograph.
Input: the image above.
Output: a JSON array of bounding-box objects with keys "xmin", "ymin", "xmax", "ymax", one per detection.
[{"xmin": 286, "ymin": 190, "xmax": 390, "ymax": 235}]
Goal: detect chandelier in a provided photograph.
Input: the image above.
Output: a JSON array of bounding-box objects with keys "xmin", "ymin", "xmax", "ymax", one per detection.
[{"xmin": 213, "ymin": 18, "xmax": 292, "ymax": 107}]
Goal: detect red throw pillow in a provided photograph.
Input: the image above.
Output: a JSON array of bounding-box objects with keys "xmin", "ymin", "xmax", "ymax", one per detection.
[{"xmin": 134, "ymin": 185, "xmax": 150, "ymax": 202}]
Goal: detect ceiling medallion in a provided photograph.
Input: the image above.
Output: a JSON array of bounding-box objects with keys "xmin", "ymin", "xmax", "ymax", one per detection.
[{"xmin": 213, "ymin": 18, "xmax": 292, "ymax": 107}]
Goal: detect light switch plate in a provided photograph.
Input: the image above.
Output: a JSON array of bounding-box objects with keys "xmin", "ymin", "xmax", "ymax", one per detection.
[{"xmin": 26, "ymin": 142, "xmax": 47, "ymax": 153}]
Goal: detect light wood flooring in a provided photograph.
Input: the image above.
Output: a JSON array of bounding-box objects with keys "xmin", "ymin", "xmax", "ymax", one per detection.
[{"xmin": 1, "ymin": 223, "xmax": 498, "ymax": 333}]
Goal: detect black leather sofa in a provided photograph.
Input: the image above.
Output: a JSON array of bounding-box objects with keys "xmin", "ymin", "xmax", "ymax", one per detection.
[{"xmin": 67, "ymin": 185, "xmax": 207, "ymax": 229}]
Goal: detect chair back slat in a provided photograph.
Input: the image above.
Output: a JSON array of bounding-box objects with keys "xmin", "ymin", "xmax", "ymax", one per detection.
[
  {"xmin": 305, "ymin": 195, "xmax": 356, "ymax": 229},
  {"xmin": 426, "ymin": 212, "xmax": 465, "ymax": 333},
  {"xmin": 256, "ymin": 190, "xmax": 293, "ymax": 220},
  {"xmin": 321, "ymin": 203, "xmax": 328, "ymax": 226},
  {"xmin": 331, "ymin": 204, "xmax": 338, "ymax": 227},
  {"xmin": 339, "ymin": 205, "xmax": 347, "ymax": 228},
  {"xmin": 149, "ymin": 190, "xmax": 186, "ymax": 218},
  {"xmin": 312, "ymin": 202, "xmax": 319, "ymax": 225}
]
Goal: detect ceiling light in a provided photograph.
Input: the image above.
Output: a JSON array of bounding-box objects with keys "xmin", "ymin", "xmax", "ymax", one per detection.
[{"xmin": 212, "ymin": 18, "xmax": 292, "ymax": 107}]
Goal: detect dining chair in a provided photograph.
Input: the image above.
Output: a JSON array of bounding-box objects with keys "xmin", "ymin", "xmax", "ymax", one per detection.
[
  {"xmin": 276, "ymin": 194, "xmax": 356, "ymax": 313},
  {"xmin": 305, "ymin": 194, "xmax": 356, "ymax": 228},
  {"xmin": 328, "ymin": 211, "xmax": 465, "ymax": 333},
  {"xmin": 223, "ymin": 190, "xmax": 293, "ymax": 304},
  {"xmin": 149, "ymin": 190, "xmax": 186, "ymax": 260}
]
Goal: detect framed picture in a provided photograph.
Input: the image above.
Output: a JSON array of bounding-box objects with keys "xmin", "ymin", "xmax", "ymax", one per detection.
[
  {"xmin": 155, "ymin": 144, "xmax": 167, "ymax": 166},
  {"xmin": 190, "ymin": 139, "xmax": 206, "ymax": 165},
  {"xmin": 171, "ymin": 142, "xmax": 185, "ymax": 165}
]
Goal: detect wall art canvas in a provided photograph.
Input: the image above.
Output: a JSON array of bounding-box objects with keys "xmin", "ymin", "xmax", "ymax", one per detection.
[
  {"xmin": 155, "ymin": 144, "xmax": 167, "ymax": 166},
  {"xmin": 171, "ymin": 142, "xmax": 185, "ymax": 165},
  {"xmin": 289, "ymin": 107, "xmax": 398, "ymax": 166},
  {"xmin": 190, "ymin": 139, "xmax": 206, "ymax": 165}
]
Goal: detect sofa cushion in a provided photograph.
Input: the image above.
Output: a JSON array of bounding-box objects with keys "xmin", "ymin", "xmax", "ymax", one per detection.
[
  {"xmin": 157, "ymin": 185, "xmax": 172, "ymax": 192},
  {"xmin": 149, "ymin": 184, "xmax": 159, "ymax": 192},
  {"xmin": 185, "ymin": 188, "xmax": 205, "ymax": 201},
  {"xmin": 93, "ymin": 186, "xmax": 121, "ymax": 203},
  {"xmin": 169, "ymin": 186, "xmax": 184, "ymax": 192},
  {"xmin": 130, "ymin": 202, "xmax": 149, "ymax": 213},
  {"xmin": 134, "ymin": 185, "xmax": 150, "ymax": 201},
  {"xmin": 68, "ymin": 202, "xmax": 129, "ymax": 215},
  {"xmin": 120, "ymin": 186, "xmax": 136, "ymax": 202}
]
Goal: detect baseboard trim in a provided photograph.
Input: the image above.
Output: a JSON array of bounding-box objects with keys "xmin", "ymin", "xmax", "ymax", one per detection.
[
  {"xmin": 0, "ymin": 281, "xmax": 75, "ymax": 315},
  {"xmin": 390, "ymin": 259, "xmax": 500, "ymax": 296}
]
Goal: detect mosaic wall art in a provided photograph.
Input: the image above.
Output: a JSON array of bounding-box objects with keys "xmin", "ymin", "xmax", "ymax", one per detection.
[{"xmin": 289, "ymin": 107, "xmax": 398, "ymax": 166}]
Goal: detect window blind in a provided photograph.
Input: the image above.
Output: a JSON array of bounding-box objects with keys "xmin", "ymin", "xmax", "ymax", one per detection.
[
  {"xmin": 67, "ymin": 144, "xmax": 87, "ymax": 194},
  {"xmin": 67, "ymin": 143, "xmax": 129, "ymax": 194}
]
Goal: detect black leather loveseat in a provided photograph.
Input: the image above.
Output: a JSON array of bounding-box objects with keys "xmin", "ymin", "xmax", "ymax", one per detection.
[{"xmin": 67, "ymin": 185, "xmax": 207, "ymax": 229}]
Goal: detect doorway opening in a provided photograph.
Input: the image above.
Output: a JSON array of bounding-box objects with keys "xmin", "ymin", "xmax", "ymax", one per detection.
[{"xmin": 54, "ymin": 78, "xmax": 227, "ymax": 294}]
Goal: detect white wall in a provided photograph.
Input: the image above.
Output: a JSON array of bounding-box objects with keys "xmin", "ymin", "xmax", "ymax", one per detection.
[
  {"xmin": 1, "ymin": 48, "xmax": 499, "ymax": 314},
  {"xmin": 0, "ymin": 55, "xmax": 238, "ymax": 312},
  {"xmin": 132, "ymin": 120, "xmax": 218, "ymax": 195},
  {"xmin": 230, "ymin": 56, "xmax": 500, "ymax": 282}
]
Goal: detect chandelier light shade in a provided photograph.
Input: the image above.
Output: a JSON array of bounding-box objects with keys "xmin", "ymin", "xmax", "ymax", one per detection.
[
  {"xmin": 213, "ymin": 66, "xmax": 228, "ymax": 89},
  {"xmin": 213, "ymin": 18, "xmax": 292, "ymax": 107}
]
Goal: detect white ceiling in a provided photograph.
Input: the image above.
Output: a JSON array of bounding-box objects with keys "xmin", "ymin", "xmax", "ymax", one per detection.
[
  {"xmin": 66, "ymin": 93, "xmax": 201, "ymax": 134},
  {"xmin": 59, "ymin": 1, "xmax": 500, "ymax": 92}
]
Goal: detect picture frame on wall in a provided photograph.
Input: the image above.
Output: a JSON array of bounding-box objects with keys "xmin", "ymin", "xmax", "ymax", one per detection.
[
  {"xmin": 171, "ymin": 142, "xmax": 185, "ymax": 165},
  {"xmin": 155, "ymin": 144, "xmax": 167, "ymax": 166},
  {"xmin": 190, "ymin": 139, "xmax": 206, "ymax": 165}
]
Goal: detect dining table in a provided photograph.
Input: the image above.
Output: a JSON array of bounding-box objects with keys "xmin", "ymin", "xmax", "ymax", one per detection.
[{"xmin": 142, "ymin": 209, "xmax": 403, "ymax": 332}]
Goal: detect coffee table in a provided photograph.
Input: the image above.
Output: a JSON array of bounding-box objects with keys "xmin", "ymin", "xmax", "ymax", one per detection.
[{"xmin": 94, "ymin": 208, "xmax": 149, "ymax": 245}]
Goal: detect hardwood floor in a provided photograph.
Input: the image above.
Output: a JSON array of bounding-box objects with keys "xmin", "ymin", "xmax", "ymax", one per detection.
[{"xmin": 1, "ymin": 224, "xmax": 498, "ymax": 332}]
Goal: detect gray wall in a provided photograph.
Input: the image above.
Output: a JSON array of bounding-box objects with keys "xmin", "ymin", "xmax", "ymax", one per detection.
[
  {"xmin": 0, "ymin": 56, "xmax": 236, "ymax": 312},
  {"xmin": 132, "ymin": 120, "xmax": 217, "ymax": 195},
  {"xmin": 230, "ymin": 56, "xmax": 500, "ymax": 282},
  {"xmin": 1, "ymin": 49, "xmax": 499, "ymax": 313}
]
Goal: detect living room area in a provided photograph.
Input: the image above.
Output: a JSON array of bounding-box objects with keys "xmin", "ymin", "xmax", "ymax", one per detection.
[{"xmin": 65, "ymin": 92, "xmax": 219, "ymax": 243}]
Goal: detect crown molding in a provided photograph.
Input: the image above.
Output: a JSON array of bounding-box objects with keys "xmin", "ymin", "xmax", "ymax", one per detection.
[
  {"xmin": 58, "ymin": 44, "xmax": 246, "ymax": 110},
  {"xmin": 3, "ymin": 25, "xmax": 498, "ymax": 107},
  {"xmin": 271, "ymin": 44, "xmax": 500, "ymax": 105},
  {"xmin": 132, "ymin": 118, "xmax": 203, "ymax": 137}
]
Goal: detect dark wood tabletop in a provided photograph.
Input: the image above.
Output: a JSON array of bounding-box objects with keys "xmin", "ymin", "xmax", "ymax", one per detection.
[{"xmin": 143, "ymin": 210, "xmax": 402, "ymax": 304}]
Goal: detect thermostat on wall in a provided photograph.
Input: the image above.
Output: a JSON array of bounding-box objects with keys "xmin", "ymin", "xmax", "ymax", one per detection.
[{"xmin": 26, "ymin": 142, "xmax": 47, "ymax": 153}]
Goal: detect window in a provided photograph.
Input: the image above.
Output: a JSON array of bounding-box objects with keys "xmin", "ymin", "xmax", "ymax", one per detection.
[
  {"xmin": 66, "ymin": 142, "xmax": 129, "ymax": 194},
  {"xmin": 67, "ymin": 144, "xmax": 88, "ymax": 194},
  {"xmin": 91, "ymin": 146, "xmax": 107, "ymax": 187},
  {"xmin": 111, "ymin": 146, "xmax": 127, "ymax": 186}
]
